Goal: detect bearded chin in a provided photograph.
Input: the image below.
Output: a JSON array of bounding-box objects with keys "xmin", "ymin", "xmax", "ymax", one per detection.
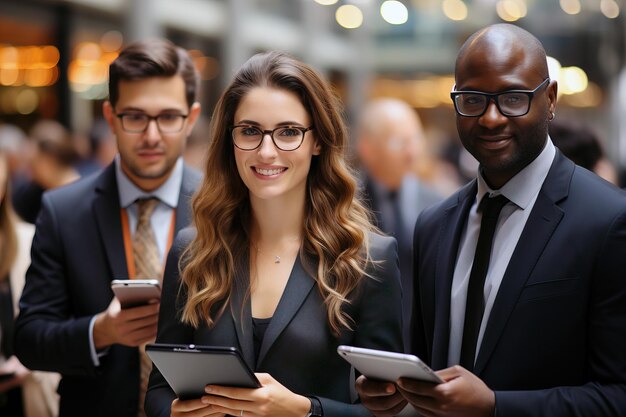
[{"xmin": 499, "ymin": 119, "xmax": 550, "ymax": 173}]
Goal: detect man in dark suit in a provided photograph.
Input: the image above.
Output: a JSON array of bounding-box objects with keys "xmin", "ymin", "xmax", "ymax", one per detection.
[
  {"xmin": 356, "ymin": 24, "xmax": 626, "ymax": 417},
  {"xmin": 14, "ymin": 39, "xmax": 202, "ymax": 417},
  {"xmin": 356, "ymin": 98, "xmax": 443, "ymax": 347}
]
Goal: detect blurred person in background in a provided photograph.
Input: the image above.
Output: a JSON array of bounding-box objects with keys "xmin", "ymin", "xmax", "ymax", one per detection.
[
  {"xmin": 14, "ymin": 38, "xmax": 202, "ymax": 417},
  {"xmin": 549, "ymin": 119, "xmax": 619, "ymax": 186},
  {"xmin": 28, "ymin": 120, "xmax": 81, "ymax": 190},
  {"xmin": 0, "ymin": 150, "xmax": 60, "ymax": 417},
  {"xmin": 0, "ymin": 125, "xmax": 30, "ymax": 194},
  {"xmin": 74, "ymin": 118, "xmax": 118, "ymax": 177},
  {"xmin": 12, "ymin": 120, "xmax": 80, "ymax": 224},
  {"xmin": 412, "ymin": 129, "xmax": 467, "ymax": 197},
  {"xmin": 356, "ymin": 98, "xmax": 443, "ymax": 347}
]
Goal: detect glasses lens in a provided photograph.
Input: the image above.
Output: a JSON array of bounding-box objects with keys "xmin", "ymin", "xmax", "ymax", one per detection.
[
  {"xmin": 455, "ymin": 94, "xmax": 487, "ymax": 116},
  {"xmin": 273, "ymin": 127, "xmax": 304, "ymax": 151},
  {"xmin": 497, "ymin": 93, "xmax": 530, "ymax": 116},
  {"xmin": 157, "ymin": 114, "xmax": 185, "ymax": 133},
  {"xmin": 121, "ymin": 114, "xmax": 149, "ymax": 132},
  {"xmin": 232, "ymin": 126, "xmax": 263, "ymax": 149}
]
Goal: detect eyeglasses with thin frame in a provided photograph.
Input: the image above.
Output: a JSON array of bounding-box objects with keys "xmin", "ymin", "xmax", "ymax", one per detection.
[
  {"xmin": 450, "ymin": 78, "xmax": 550, "ymax": 117},
  {"xmin": 230, "ymin": 125, "xmax": 313, "ymax": 151},
  {"xmin": 115, "ymin": 112, "xmax": 189, "ymax": 133}
]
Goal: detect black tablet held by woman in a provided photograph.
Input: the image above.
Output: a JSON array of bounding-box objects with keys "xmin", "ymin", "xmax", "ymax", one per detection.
[{"xmin": 146, "ymin": 343, "xmax": 261, "ymax": 399}]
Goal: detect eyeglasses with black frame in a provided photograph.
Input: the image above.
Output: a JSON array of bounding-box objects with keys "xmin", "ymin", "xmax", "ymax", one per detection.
[
  {"xmin": 115, "ymin": 113, "xmax": 189, "ymax": 133},
  {"xmin": 230, "ymin": 125, "xmax": 313, "ymax": 151},
  {"xmin": 450, "ymin": 78, "xmax": 550, "ymax": 117}
]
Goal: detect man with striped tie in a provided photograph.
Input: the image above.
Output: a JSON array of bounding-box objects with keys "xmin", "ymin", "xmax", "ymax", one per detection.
[{"xmin": 14, "ymin": 39, "xmax": 202, "ymax": 417}]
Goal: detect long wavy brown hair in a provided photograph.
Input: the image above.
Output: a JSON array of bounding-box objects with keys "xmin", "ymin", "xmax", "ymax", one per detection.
[
  {"xmin": 180, "ymin": 51, "xmax": 376, "ymax": 335},
  {"xmin": 0, "ymin": 152, "xmax": 17, "ymax": 281}
]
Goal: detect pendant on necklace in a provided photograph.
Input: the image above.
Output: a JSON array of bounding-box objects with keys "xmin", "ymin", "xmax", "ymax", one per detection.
[{"xmin": 274, "ymin": 256, "xmax": 281, "ymax": 264}]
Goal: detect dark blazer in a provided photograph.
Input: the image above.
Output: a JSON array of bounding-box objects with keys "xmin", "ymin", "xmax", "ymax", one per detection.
[
  {"xmin": 145, "ymin": 230, "xmax": 403, "ymax": 417},
  {"xmin": 14, "ymin": 162, "xmax": 201, "ymax": 417},
  {"xmin": 361, "ymin": 174, "xmax": 443, "ymax": 349},
  {"xmin": 411, "ymin": 150, "xmax": 626, "ymax": 416}
]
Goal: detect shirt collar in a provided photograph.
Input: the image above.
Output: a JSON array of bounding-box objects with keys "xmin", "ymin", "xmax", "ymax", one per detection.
[
  {"xmin": 476, "ymin": 136, "xmax": 556, "ymax": 210},
  {"xmin": 115, "ymin": 154, "xmax": 183, "ymax": 209}
]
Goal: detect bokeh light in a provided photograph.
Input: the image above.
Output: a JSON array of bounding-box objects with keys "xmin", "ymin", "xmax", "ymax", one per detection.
[
  {"xmin": 381, "ymin": 1, "xmax": 409, "ymax": 25},
  {"xmin": 442, "ymin": 0, "xmax": 468, "ymax": 21}
]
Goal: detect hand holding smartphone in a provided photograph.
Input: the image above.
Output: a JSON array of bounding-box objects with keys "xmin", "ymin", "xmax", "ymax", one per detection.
[
  {"xmin": 111, "ymin": 279, "xmax": 161, "ymax": 309},
  {"xmin": 338, "ymin": 345, "xmax": 443, "ymax": 384}
]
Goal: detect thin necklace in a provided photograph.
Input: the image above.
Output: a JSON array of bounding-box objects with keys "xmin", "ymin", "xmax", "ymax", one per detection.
[{"xmin": 251, "ymin": 236, "xmax": 301, "ymax": 264}]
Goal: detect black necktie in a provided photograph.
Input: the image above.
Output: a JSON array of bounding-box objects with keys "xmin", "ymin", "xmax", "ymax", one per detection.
[{"xmin": 460, "ymin": 194, "xmax": 509, "ymax": 372}]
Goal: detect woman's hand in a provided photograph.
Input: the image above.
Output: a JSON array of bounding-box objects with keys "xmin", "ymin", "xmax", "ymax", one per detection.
[
  {"xmin": 170, "ymin": 397, "xmax": 225, "ymax": 417},
  {"xmin": 201, "ymin": 373, "xmax": 311, "ymax": 417}
]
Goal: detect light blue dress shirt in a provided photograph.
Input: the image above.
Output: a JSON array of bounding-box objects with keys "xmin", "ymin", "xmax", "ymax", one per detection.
[{"xmin": 89, "ymin": 155, "xmax": 183, "ymax": 366}]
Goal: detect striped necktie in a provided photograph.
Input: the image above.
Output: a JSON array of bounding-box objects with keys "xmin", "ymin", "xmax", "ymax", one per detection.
[
  {"xmin": 132, "ymin": 197, "xmax": 160, "ymax": 417},
  {"xmin": 133, "ymin": 198, "xmax": 160, "ymax": 280}
]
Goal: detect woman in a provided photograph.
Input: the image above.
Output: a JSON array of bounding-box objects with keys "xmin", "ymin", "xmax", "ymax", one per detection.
[
  {"xmin": 145, "ymin": 51, "xmax": 403, "ymax": 417},
  {"xmin": 0, "ymin": 151, "xmax": 60, "ymax": 417}
]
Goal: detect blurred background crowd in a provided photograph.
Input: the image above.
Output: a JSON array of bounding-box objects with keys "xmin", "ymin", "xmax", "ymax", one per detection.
[{"xmin": 1, "ymin": 0, "xmax": 625, "ymax": 202}]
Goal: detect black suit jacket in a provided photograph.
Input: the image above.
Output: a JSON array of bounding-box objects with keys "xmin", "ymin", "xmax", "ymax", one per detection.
[
  {"xmin": 361, "ymin": 175, "xmax": 443, "ymax": 350},
  {"xmin": 145, "ymin": 229, "xmax": 403, "ymax": 417},
  {"xmin": 14, "ymin": 162, "xmax": 201, "ymax": 417},
  {"xmin": 411, "ymin": 151, "xmax": 626, "ymax": 416}
]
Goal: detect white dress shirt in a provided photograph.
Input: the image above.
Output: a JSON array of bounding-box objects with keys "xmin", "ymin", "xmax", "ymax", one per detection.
[{"xmin": 447, "ymin": 138, "xmax": 556, "ymax": 367}]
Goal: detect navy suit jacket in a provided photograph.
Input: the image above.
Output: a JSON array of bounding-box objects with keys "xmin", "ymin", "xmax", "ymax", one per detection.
[
  {"xmin": 14, "ymin": 162, "xmax": 201, "ymax": 417},
  {"xmin": 145, "ymin": 229, "xmax": 403, "ymax": 417},
  {"xmin": 411, "ymin": 151, "xmax": 626, "ymax": 416}
]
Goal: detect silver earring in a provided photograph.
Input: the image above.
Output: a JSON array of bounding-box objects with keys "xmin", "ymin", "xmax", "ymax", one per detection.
[{"xmin": 549, "ymin": 111, "xmax": 555, "ymax": 121}]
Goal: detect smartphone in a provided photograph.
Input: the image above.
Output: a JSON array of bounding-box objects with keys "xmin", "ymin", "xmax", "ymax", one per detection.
[
  {"xmin": 146, "ymin": 343, "xmax": 261, "ymax": 399},
  {"xmin": 337, "ymin": 345, "xmax": 443, "ymax": 384},
  {"xmin": 111, "ymin": 279, "xmax": 161, "ymax": 309}
]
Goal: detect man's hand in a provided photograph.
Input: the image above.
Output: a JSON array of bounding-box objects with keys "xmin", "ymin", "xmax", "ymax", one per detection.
[
  {"xmin": 355, "ymin": 375, "xmax": 408, "ymax": 417},
  {"xmin": 93, "ymin": 297, "xmax": 159, "ymax": 349},
  {"xmin": 397, "ymin": 365, "xmax": 495, "ymax": 417}
]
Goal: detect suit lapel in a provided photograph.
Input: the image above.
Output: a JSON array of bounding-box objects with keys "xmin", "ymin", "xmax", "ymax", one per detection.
[
  {"xmin": 93, "ymin": 164, "xmax": 127, "ymax": 280},
  {"xmin": 474, "ymin": 152, "xmax": 572, "ymax": 375},
  {"xmin": 230, "ymin": 252, "xmax": 256, "ymax": 370},
  {"xmin": 431, "ymin": 182, "xmax": 476, "ymax": 370},
  {"xmin": 257, "ymin": 256, "xmax": 315, "ymax": 367}
]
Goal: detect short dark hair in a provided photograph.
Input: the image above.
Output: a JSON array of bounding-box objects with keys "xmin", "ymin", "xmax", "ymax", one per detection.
[{"xmin": 108, "ymin": 38, "xmax": 199, "ymax": 108}]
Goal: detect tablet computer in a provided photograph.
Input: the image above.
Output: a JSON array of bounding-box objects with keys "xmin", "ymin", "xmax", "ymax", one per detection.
[
  {"xmin": 146, "ymin": 343, "xmax": 261, "ymax": 399},
  {"xmin": 337, "ymin": 345, "xmax": 443, "ymax": 384}
]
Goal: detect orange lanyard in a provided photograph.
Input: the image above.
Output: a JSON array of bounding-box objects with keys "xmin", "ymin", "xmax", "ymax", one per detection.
[{"xmin": 120, "ymin": 207, "xmax": 176, "ymax": 279}]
